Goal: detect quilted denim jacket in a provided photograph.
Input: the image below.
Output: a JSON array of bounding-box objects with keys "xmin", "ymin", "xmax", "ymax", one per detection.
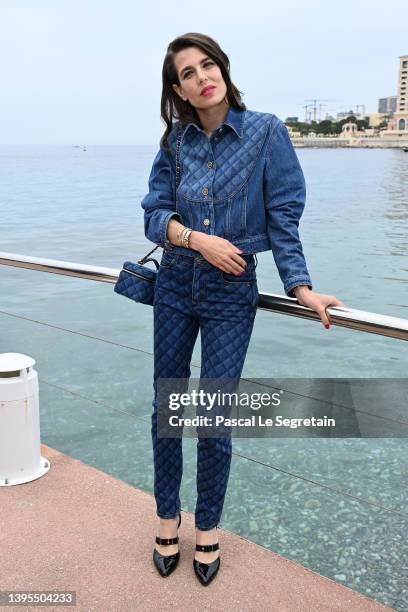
[{"xmin": 141, "ymin": 105, "xmax": 312, "ymax": 297}]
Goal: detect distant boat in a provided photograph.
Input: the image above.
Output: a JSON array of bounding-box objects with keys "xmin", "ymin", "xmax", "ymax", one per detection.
[
  {"xmin": 82, "ymin": 147, "xmax": 87, "ymax": 152},
  {"xmin": 403, "ymin": 147, "xmax": 408, "ymax": 152},
  {"xmin": 73, "ymin": 145, "xmax": 80, "ymax": 148}
]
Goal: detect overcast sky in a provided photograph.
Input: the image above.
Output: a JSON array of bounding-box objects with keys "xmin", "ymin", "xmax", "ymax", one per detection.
[{"xmin": 1, "ymin": 0, "xmax": 407, "ymax": 144}]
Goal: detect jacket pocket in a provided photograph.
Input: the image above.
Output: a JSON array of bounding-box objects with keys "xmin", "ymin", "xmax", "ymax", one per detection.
[{"xmin": 226, "ymin": 181, "xmax": 248, "ymax": 240}]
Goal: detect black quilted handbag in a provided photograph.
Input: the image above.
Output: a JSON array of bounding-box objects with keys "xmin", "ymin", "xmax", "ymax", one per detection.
[{"xmin": 114, "ymin": 123, "xmax": 183, "ymax": 306}]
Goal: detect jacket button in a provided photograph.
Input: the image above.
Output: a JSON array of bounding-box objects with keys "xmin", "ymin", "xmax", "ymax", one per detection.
[
  {"xmin": 219, "ymin": 127, "xmax": 223, "ymax": 133},
  {"xmin": 202, "ymin": 187, "xmax": 209, "ymax": 196},
  {"xmin": 207, "ymin": 161, "xmax": 213, "ymax": 169},
  {"xmin": 203, "ymin": 218, "xmax": 210, "ymax": 226}
]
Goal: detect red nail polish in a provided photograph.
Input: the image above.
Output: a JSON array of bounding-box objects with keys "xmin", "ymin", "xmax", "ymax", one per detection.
[{"xmin": 324, "ymin": 324, "xmax": 330, "ymax": 329}]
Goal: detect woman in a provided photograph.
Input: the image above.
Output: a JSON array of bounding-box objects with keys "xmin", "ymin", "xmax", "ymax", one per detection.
[{"xmin": 141, "ymin": 32, "xmax": 344, "ymax": 586}]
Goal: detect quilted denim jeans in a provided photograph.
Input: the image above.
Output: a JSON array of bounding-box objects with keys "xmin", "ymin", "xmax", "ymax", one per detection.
[{"xmin": 151, "ymin": 249, "xmax": 259, "ymax": 530}]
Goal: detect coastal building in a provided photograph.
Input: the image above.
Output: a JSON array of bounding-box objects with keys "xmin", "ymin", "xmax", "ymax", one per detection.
[
  {"xmin": 285, "ymin": 125, "xmax": 301, "ymax": 137},
  {"xmin": 382, "ymin": 54, "xmax": 408, "ymax": 137},
  {"xmin": 339, "ymin": 122, "xmax": 361, "ymax": 138},
  {"xmin": 290, "ymin": 54, "xmax": 408, "ymax": 147},
  {"xmin": 336, "ymin": 107, "xmax": 366, "ymax": 121},
  {"xmin": 378, "ymin": 96, "xmax": 397, "ymax": 114},
  {"xmin": 365, "ymin": 112, "xmax": 389, "ymax": 127},
  {"xmin": 336, "ymin": 110, "xmax": 360, "ymax": 120}
]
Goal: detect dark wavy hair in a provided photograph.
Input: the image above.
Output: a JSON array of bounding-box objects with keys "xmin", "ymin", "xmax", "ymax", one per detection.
[{"xmin": 160, "ymin": 32, "xmax": 246, "ymax": 152}]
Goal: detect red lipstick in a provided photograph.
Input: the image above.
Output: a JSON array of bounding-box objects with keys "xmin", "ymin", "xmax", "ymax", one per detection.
[{"xmin": 201, "ymin": 85, "xmax": 216, "ymax": 96}]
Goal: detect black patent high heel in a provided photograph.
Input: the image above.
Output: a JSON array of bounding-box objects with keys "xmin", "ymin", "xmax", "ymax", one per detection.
[
  {"xmin": 153, "ymin": 513, "xmax": 181, "ymax": 578},
  {"xmin": 193, "ymin": 527, "xmax": 220, "ymax": 586}
]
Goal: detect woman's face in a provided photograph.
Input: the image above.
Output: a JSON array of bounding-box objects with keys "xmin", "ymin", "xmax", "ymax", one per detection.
[{"xmin": 172, "ymin": 46, "xmax": 228, "ymax": 111}]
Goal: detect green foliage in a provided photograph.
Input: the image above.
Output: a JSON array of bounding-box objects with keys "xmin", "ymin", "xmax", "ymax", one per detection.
[
  {"xmin": 285, "ymin": 115, "xmax": 370, "ymax": 136},
  {"xmin": 357, "ymin": 119, "xmax": 369, "ymax": 130}
]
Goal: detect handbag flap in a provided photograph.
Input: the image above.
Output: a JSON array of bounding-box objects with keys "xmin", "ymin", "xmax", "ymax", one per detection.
[{"xmin": 122, "ymin": 261, "xmax": 157, "ymax": 281}]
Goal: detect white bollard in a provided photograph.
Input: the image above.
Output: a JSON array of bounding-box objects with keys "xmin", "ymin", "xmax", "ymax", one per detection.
[{"xmin": 0, "ymin": 352, "xmax": 50, "ymax": 485}]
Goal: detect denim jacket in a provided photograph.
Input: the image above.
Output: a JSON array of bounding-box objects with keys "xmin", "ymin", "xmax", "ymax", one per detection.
[{"xmin": 141, "ymin": 106, "xmax": 312, "ymax": 297}]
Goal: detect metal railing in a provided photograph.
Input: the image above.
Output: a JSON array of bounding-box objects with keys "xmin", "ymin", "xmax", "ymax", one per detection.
[{"xmin": 1, "ymin": 251, "xmax": 407, "ymax": 341}]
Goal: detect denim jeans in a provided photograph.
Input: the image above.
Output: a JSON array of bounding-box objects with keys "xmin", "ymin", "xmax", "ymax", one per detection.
[{"xmin": 151, "ymin": 249, "xmax": 258, "ymax": 530}]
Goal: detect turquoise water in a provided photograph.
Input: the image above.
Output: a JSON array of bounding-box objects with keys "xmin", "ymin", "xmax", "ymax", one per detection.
[{"xmin": 0, "ymin": 145, "xmax": 407, "ymax": 609}]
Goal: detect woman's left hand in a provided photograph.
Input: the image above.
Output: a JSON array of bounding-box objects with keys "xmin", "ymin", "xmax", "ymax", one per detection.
[{"xmin": 293, "ymin": 286, "xmax": 346, "ymax": 329}]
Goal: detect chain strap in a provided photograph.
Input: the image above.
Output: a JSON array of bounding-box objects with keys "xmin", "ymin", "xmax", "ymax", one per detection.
[
  {"xmin": 138, "ymin": 244, "xmax": 161, "ymax": 263},
  {"xmin": 139, "ymin": 122, "xmax": 183, "ymax": 264},
  {"xmin": 175, "ymin": 121, "xmax": 182, "ymax": 194}
]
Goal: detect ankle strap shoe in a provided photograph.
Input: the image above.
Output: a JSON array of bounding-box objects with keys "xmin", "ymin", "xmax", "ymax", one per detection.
[
  {"xmin": 195, "ymin": 543, "xmax": 219, "ymax": 553},
  {"xmin": 193, "ymin": 528, "xmax": 220, "ymax": 586},
  {"xmin": 153, "ymin": 513, "xmax": 181, "ymax": 577}
]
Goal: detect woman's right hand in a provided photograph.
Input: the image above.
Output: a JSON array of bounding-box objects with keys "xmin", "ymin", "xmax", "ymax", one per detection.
[{"xmin": 189, "ymin": 232, "xmax": 247, "ymax": 276}]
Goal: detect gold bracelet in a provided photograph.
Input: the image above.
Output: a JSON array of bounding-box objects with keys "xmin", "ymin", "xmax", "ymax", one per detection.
[
  {"xmin": 183, "ymin": 228, "xmax": 193, "ymax": 248},
  {"xmin": 181, "ymin": 227, "xmax": 189, "ymax": 245},
  {"xmin": 182, "ymin": 229, "xmax": 192, "ymax": 248},
  {"xmin": 186, "ymin": 229, "xmax": 193, "ymax": 248},
  {"xmin": 176, "ymin": 225, "xmax": 186, "ymax": 245}
]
